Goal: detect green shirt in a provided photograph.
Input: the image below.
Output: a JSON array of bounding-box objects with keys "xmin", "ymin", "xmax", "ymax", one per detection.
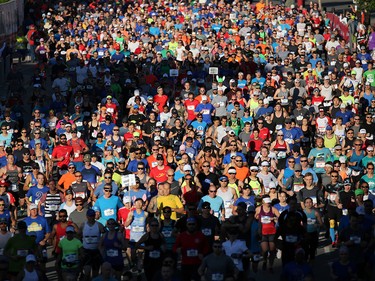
[
  {"xmin": 58, "ymin": 237, "xmax": 82, "ymax": 269},
  {"xmin": 364, "ymin": 69, "xmax": 375, "ymax": 87},
  {"xmin": 4, "ymin": 234, "xmax": 36, "ymax": 273}
]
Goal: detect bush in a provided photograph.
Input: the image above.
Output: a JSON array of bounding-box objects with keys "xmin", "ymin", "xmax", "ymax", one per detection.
[{"xmin": 0, "ymin": 0, "xmax": 11, "ymax": 4}]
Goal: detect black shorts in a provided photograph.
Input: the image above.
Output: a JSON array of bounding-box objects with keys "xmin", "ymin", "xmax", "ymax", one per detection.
[
  {"xmin": 326, "ymin": 205, "xmax": 342, "ymax": 222},
  {"xmin": 82, "ymin": 248, "xmax": 102, "ymax": 268},
  {"xmin": 261, "ymin": 234, "xmax": 276, "ymax": 242}
]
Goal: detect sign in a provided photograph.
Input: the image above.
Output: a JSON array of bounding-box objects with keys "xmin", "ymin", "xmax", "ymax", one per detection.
[
  {"xmin": 209, "ymin": 67, "xmax": 219, "ymax": 75},
  {"xmin": 169, "ymin": 69, "xmax": 179, "ymax": 77}
]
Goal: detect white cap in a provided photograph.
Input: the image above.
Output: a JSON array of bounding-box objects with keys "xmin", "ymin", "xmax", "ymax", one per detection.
[
  {"xmin": 339, "ymin": 156, "xmax": 347, "ymax": 164},
  {"xmin": 340, "ymin": 103, "xmax": 346, "ymax": 109},
  {"xmin": 250, "ymin": 166, "xmax": 259, "ymax": 171},
  {"xmin": 29, "ymin": 203, "xmax": 37, "ymax": 210},
  {"xmin": 183, "ymin": 164, "xmax": 192, "ymax": 171},
  {"xmin": 261, "ymin": 161, "xmax": 270, "ymax": 167},
  {"xmin": 228, "ymin": 168, "xmax": 237, "ymax": 174},
  {"xmin": 123, "ymin": 196, "xmax": 131, "ymax": 204},
  {"xmin": 269, "ymin": 182, "xmax": 276, "ymax": 189},
  {"xmin": 154, "ymin": 136, "xmax": 161, "ymax": 141},
  {"xmin": 263, "ymin": 197, "xmax": 272, "ymax": 204},
  {"xmin": 134, "ymin": 89, "xmax": 140, "ymax": 96},
  {"xmin": 360, "ymin": 129, "xmax": 367, "ymax": 134},
  {"xmin": 367, "ymin": 146, "xmax": 374, "ymax": 151},
  {"xmin": 201, "ymin": 95, "xmax": 207, "ymax": 101},
  {"xmin": 26, "ymin": 254, "xmax": 36, "ymax": 263},
  {"xmin": 156, "ymin": 121, "xmax": 162, "ymax": 127},
  {"xmin": 343, "ymin": 63, "xmax": 349, "ymax": 68},
  {"xmin": 324, "ymin": 75, "xmax": 330, "ymax": 80},
  {"xmin": 263, "ymin": 99, "xmax": 269, "ymax": 105}
]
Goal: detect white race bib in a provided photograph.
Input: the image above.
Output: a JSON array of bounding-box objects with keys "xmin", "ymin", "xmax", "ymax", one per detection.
[
  {"xmin": 201, "ymin": 228, "xmax": 212, "ymax": 236},
  {"xmin": 103, "ymin": 209, "xmax": 114, "ymax": 216},
  {"xmin": 261, "ymin": 216, "xmax": 272, "ymax": 224},
  {"xmin": 285, "ymin": 235, "xmax": 298, "ymax": 243},
  {"xmin": 106, "ymin": 249, "xmax": 119, "ymax": 257},
  {"xmin": 149, "ymin": 250, "xmax": 160, "ymax": 258},
  {"xmin": 186, "ymin": 249, "xmax": 198, "ymax": 257}
]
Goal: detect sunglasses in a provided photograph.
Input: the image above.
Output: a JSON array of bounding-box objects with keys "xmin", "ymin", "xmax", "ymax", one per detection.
[
  {"xmin": 76, "ymin": 203, "xmax": 83, "ymax": 206},
  {"xmin": 104, "ymin": 177, "xmax": 112, "ymax": 179},
  {"xmin": 104, "ymin": 189, "xmax": 112, "ymax": 192}
]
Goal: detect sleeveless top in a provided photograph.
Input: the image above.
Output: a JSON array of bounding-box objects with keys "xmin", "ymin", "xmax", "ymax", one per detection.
[
  {"xmin": 324, "ymin": 135, "xmax": 337, "ymax": 149},
  {"xmin": 103, "ymin": 231, "xmax": 123, "ymax": 265},
  {"xmin": 274, "ymin": 140, "xmax": 288, "ymax": 159},
  {"xmin": 273, "ymin": 111, "xmax": 285, "ymax": 126},
  {"xmin": 321, "ymin": 85, "xmax": 333, "ymax": 101},
  {"xmin": 228, "ymin": 180, "xmax": 240, "ymax": 197},
  {"xmin": 129, "ymin": 210, "xmax": 146, "ymax": 242},
  {"xmin": 82, "ymin": 221, "xmax": 101, "ymax": 250},
  {"xmin": 350, "ymin": 150, "xmax": 365, "ymax": 171},
  {"xmin": 216, "ymin": 187, "xmax": 235, "ymax": 219},
  {"xmin": 22, "ymin": 268, "xmax": 38, "ymax": 281},
  {"xmin": 160, "ymin": 220, "xmax": 176, "ymax": 250},
  {"xmin": 110, "ymin": 135, "xmax": 123, "ymax": 149},
  {"xmin": 304, "ymin": 210, "xmax": 318, "ymax": 233},
  {"xmin": 363, "ymin": 91, "xmax": 373, "ymax": 106},
  {"xmin": 283, "ymin": 168, "xmax": 295, "ymax": 185},
  {"xmin": 259, "ymin": 205, "xmax": 277, "ymax": 235},
  {"xmin": 6, "ymin": 166, "xmax": 19, "ymax": 192},
  {"xmin": 249, "ymin": 178, "xmax": 262, "ymax": 196},
  {"xmin": 71, "ymin": 181, "xmax": 89, "ymax": 200},
  {"xmin": 44, "ymin": 192, "xmax": 61, "ymax": 218},
  {"xmin": 55, "ymin": 222, "xmax": 73, "ymax": 253},
  {"xmin": 88, "ymin": 121, "xmax": 100, "ymax": 140},
  {"xmin": 144, "ymin": 233, "xmax": 164, "ymax": 263},
  {"xmin": 334, "ymin": 126, "xmax": 345, "ymax": 139}
]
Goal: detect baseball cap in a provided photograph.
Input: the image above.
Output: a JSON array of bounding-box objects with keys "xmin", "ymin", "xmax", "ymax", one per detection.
[
  {"xmin": 66, "ymin": 225, "xmax": 75, "ymax": 233},
  {"xmin": 269, "ymin": 182, "xmax": 277, "ymax": 189},
  {"xmin": 355, "ymin": 189, "xmax": 364, "ymax": 196},
  {"xmin": 65, "ymin": 189, "xmax": 73, "ymax": 196},
  {"xmin": 294, "ymin": 163, "xmax": 302, "ymax": 171},
  {"xmin": 68, "ymin": 162, "xmax": 75, "ymax": 167},
  {"xmin": 123, "ymin": 196, "xmax": 131, "ymax": 204},
  {"xmin": 154, "ymin": 136, "xmax": 161, "ymax": 141},
  {"xmin": 83, "ymin": 154, "xmax": 91, "ymax": 162},
  {"xmin": 183, "ymin": 164, "xmax": 192, "ymax": 171},
  {"xmin": 156, "ymin": 154, "xmax": 164, "ymax": 160},
  {"xmin": 202, "ymin": 202, "xmax": 211, "ymax": 209},
  {"xmin": 118, "ymin": 157, "xmax": 126, "ymax": 163},
  {"xmin": 29, "ymin": 203, "xmax": 38, "ymax": 210},
  {"xmin": 343, "ymin": 179, "xmax": 351, "ymax": 185},
  {"xmin": 86, "ymin": 209, "xmax": 96, "ymax": 217},
  {"xmin": 26, "ymin": 254, "xmax": 36, "ymax": 263},
  {"xmin": 263, "ymin": 197, "xmax": 272, "ymax": 204}
]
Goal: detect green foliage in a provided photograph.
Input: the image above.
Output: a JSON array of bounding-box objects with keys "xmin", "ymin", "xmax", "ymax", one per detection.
[
  {"xmin": 0, "ymin": 0, "xmax": 11, "ymax": 4},
  {"xmin": 356, "ymin": 0, "xmax": 375, "ymax": 11}
]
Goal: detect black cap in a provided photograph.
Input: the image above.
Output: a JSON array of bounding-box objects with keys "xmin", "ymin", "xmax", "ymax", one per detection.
[
  {"xmin": 202, "ymin": 202, "xmax": 211, "ymax": 209},
  {"xmin": 156, "ymin": 154, "xmax": 164, "ymax": 160}
]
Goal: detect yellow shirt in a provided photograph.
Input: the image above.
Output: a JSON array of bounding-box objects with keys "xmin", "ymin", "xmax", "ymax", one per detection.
[{"xmin": 157, "ymin": 194, "xmax": 183, "ymax": 220}]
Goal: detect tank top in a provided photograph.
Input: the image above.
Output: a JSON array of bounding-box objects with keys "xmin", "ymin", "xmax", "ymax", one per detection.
[
  {"xmin": 304, "ymin": 210, "xmax": 317, "ymax": 233},
  {"xmin": 274, "ymin": 140, "xmax": 288, "ymax": 159},
  {"xmin": 272, "ymin": 111, "xmax": 285, "ymax": 126},
  {"xmin": 216, "ymin": 187, "xmax": 235, "ymax": 219},
  {"xmin": 22, "ymin": 268, "xmax": 38, "ymax": 281},
  {"xmin": 283, "ymin": 168, "xmax": 295, "ymax": 185},
  {"xmin": 259, "ymin": 205, "xmax": 276, "ymax": 235},
  {"xmin": 6, "ymin": 166, "xmax": 19, "ymax": 192},
  {"xmin": 71, "ymin": 181, "xmax": 89, "ymax": 200},
  {"xmin": 160, "ymin": 220, "xmax": 176, "ymax": 250},
  {"xmin": 55, "ymin": 222, "xmax": 73, "ymax": 253},
  {"xmin": 363, "ymin": 91, "xmax": 373, "ymax": 106},
  {"xmin": 35, "ymin": 152, "xmax": 46, "ymax": 173},
  {"xmin": 249, "ymin": 178, "xmax": 262, "ymax": 196},
  {"xmin": 129, "ymin": 210, "xmax": 146, "ymax": 242},
  {"xmin": 144, "ymin": 233, "xmax": 164, "ymax": 262},
  {"xmin": 350, "ymin": 150, "xmax": 365, "ymax": 171},
  {"xmin": 88, "ymin": 122, "xmax": 100, "ymax": 140},
  {"xmin": 30, "ymin": 173, "xmax": 37, "ymax": 187},
  {"xmin": 334, "ymin": 126, "xmax": 345, "ymax": 140},
  {"xmin": 44, "ymin": 192, "xmax": 61, "ymax": 218},
  {"xmin": 228, "ymin": 181, "xmax": 240, "ymax": 197},
  {"xmin": 320, "ymin": 85, "xmax": 333, "ymax": 101},
  {"xmin": 82, "ymin": 221, "xmax": 101, "ymax": 250},
  {"xmin": 324, "ymin": 135, "xmax": 337, "ymax": 149},
  {"xmin": 103, "ymin": 231, "xmax": 123, "ymax": 265},
  {"xmin": 110, "ymin": 135, "xmax": 123, "ymax": 149}
]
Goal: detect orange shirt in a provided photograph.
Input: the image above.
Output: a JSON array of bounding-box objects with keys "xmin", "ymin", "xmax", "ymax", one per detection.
[
  {"xmin": 235, "ymin": 167, "xmax": 250, "ymax": 182},
  {"xmin": 58, "ymin": 172, "xmax": 76, "ymax": 191}
]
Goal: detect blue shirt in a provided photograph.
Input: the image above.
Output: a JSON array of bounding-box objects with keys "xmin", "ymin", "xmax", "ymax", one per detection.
[
  {"xmin": 191, "ymin": 120, "xmax": 208, "ymax": 138},
  {"xmin": 198, "ymin": 195, "xmax": 224, "ymax": 217},
  {"xmin": 94, "ymin": 182, "xmax": 119, "ymax": 198},
  {"xmin": 195, "ymin": 103, "xmax": 215, "ymax": 124},
  {"xmin": 308, "ymin": 147, "xmax": 332, "ymax": 174},
  {"xmin": 26, "ymin": 185, "xmax": 49, "ymax": 204},
  {"xmin": 80, "ymin": 165, "xmax": 101, "ymax": 184},
  {"xmin": 223, "ymin": 152, "xmax": 246, "ymax": 165},
  {"xmin": 29, "ymin": 138, "xmax": 48, "ymax": 150},
  {"xmin": 127, "ymin": 159, "xmax": 149, "ymax": 173},
  {"xmin": 24, "ymin": 215, "xmax": 50, "ymax": 243},
  {"xmin": 93, "ymin": 195, "xmax": 123, "ymax": 223},
  {"xmin": 334, "ymin": 110, "xmax": 353, "ymax": 125}
]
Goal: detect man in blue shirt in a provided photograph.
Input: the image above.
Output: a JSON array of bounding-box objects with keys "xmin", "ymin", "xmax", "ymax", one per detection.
[
  {"xmin": 94, "ymin": 184, "xmax": 123, "ymax": 224},
  {"xmin": 195, "ymin": 97, "xmax": 215, "ymax": 125},
  {"xmin": 24, "ymin": 203, "xmax": 51, "ymax": 245},
  {"xmin": 191, "ymin": 114, "xmax": 208, "ymax": 139}
]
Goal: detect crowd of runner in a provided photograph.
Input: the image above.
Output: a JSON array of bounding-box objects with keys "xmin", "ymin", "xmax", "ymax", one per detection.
[{"xmin": 1, "ymin": 0, "xmax": 375, "ymax": 280}]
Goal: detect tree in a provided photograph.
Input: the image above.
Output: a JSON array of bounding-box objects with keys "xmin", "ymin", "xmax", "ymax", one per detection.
[{"xmin": 356, "ymin": 0, "xmax": 375, "ymax": 12}]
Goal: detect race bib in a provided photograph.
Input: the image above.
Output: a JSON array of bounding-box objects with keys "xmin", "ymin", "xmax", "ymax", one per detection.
[
  {"xmin": 307, "ymin": 218, "xmax": 316, "ymax": 225},
  {"xmin": 149, "ymin": 250, "xmax": 160, "ymax": 258},
  {"xmin": 162, "ymin": 230, "xmax": 172, "ymax": 237},
  {"xmin": 107, "ymin": 108, "xmax": 114, "ymax": 113},
  {"xmin": 281, "ymin": 98, "xmax": 288, "ymax": 104},
  {"xmin": 11, "ymin": 184, "xmax": 18, "ymax": 192},
  {"xmin": 310, "ymin": 196, "xmax": 317, "ymax": 204},
  {"xmin": 277, "ymin": 151, "xmax": 286, "ymax": 159},
  {"xmin": 104, "ymin": 209, "xmax": 114, "ymax": 216},
  {"xmin": 106, "ymin": 249, "xmax": 118, "ymax": 257},
  {"xmin": 323, "ymin": 101, "xmax": 332, "ymax": 107},
  {"xmin": 75, "ymin": 191, "xmax": 85, "ymax": 199},
  {"xmin": 91, "ymin": 130, "xmax": 98, "ymax": 138},
  {"xmin": 187, "ymin": 105, "xmax": 195, "ymax": 110},
  {"xmin": 224, "ymin": 201, "xmax": 232, "ymax": 208},
  {"xmin": 17, "ymin": 250, "xmax": 28, "ymax": 257},
  {"xmin": 201, "ymin": 228, "xmax": 212, "ymax": 236},
  {"xmin": 285, "ymin": 138, "xmax": 293, "ymax": 144},
  {"xmin": 329, "ymin": 194, "xmax": 336, "ymax": 201},
  {"xmin": 65, "ymin": 254, "xmax": 78, "ymax": 263},
  {"xmin": 98, "ymin": 51, "xmax": 104, "ymax": 56},
  {"xmin": 83, "ymin": 236, "xmax": 99, "ymax": 244},
  {"xmin": 267, "ymin": 96, "xmax": 274, "ymax": 101},
  {"xmin": 132, "ymin": 226, "xmax": 144, "ymax": 232},
  {"xmin": 350, "ymin": 236, "xmax": 361, "ymax": 244},
  {"xmin": 316, "ymin": 161, "xmax": 325, "ymax": 168},
  {"xmin": 39, "ymin": 50, "xmax": 46, "ymax": 54},
  {"xmin": 294, "ymin": 184, "xmax": 304, "ymax": 193},
  {"xmin": 285, "ymin": 235, "xmax": 298, "ymax": 243},
  {"xmin": 219, "ymin": 102, "xmax": 225, "ymax": 107},
  {"xmin": 212, "ymin": 273, "xmax": 224, "ymax": 281},
  {"xmin": 151, "ymin": 161, "xmax": 158, "ymax": 168},
  {"xmin": 261, "ymin": 216, "xmax": 272, "ymax": 224},
  {"xmin": 186, "ymin": 249, "xmax": 198, "ymax": 257},
  {"xmin": 202, "ymin": 109, "xmax": 210, "ymax": 115},
  {"xmin": 76, "ymin": 121, "xmax": 83, "ymax": 127},
  {"xmin": 296, "ymin": 116, "xmax": 303, "ymax": 121}
]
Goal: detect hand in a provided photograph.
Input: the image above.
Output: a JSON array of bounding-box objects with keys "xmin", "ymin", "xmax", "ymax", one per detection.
[{"xmin": 39, "ymin": 240, "xmax": 46, "ymax": 246}]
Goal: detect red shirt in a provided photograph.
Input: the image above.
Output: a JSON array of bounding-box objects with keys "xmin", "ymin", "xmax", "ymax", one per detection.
[
  {"xmin": 248, "ymin": 137, "xmax": 263, "ymax": 152},
  {"xmin": 68, "ymin": 138, "xmax": 88, "ymax": 163},
  {"xmin": 184, "ymin": 99, "xmax": 200, "ymax": 120},
  {"xmin": 52, "ymin": 145, "xmax": 74, "ymax": 168},
  {"xmin": 173, "ymin": 231, "xmax": 209, "ymax": 265},
  {"xmin": 149, "ymin": 165, "xmax": 171, "ymax": 183},
  {"xmin": 153, "ymin": 94, "xmax": 168, "ymax": 113},
  {"xmin": 118, "ymin": 207, "xmax": 131, "ymax": 240}
]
